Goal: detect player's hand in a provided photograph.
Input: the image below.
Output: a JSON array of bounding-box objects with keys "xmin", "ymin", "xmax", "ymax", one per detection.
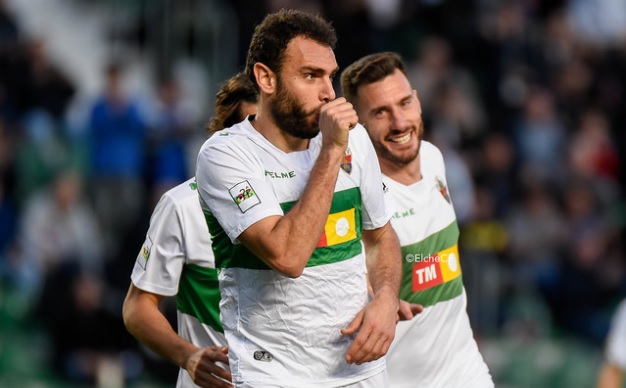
[
  {"xmin": 186, "ymin": 346, "xmax": 232, "ymax": 387},
  {"xmin": 319, "ymin": 97, "xmax": 358, "ymax": 151},
  {"xmin": 341, "ymin": 292, "xmax": 398, "ymax": 365},
  {"xmin": 397, "ymin": 300, "xmax": 423, "ymax": 321}
]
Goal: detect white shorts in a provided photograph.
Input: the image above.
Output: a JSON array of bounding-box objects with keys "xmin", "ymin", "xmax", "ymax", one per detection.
[{"xmin": 236, "ymin": 369, "xmax": 389, "ymax": 388}]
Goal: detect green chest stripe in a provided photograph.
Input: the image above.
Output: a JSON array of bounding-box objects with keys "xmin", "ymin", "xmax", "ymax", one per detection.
[
  {"xmin": 207, "ymin": 187, "xmax": 363, "ymax": 270},
  {"xmin": 400, "ymin": 221, "xmax": 459, "ymax": 258},
  {"xmin": 176, "ymin": 264, "xmax": 223, "ymax": 333},
  {"xmin": 400, "ymin": 276, "xmax": 463, "ymax": 307},
  {"xmin": 280, "ymin": 186, "xmax": 362, "ymax": 217},
  {"xmin": 307, "ymin": 238, "xmax": 362, "ymax": 266},
  {"xmin": 399, "ymin": 221, "xmax": 462, "ymax": 305}
]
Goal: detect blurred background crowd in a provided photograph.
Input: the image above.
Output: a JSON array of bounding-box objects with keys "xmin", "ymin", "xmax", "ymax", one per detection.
[{"xmin": 0, "ymin": 0, "xmax": 625, "ymax": 386}]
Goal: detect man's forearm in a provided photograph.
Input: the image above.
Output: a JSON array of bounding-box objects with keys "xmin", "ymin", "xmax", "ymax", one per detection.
[
  {"xmin": 364, "ymin": 222, "xmax": 402, "ymax": 301},
  {"xmin": 239, "ymin": 146, "xmax": 344, "ymax": 277},
  {"xmin": 342, "ymin": 222, "xmax": 402, "ymax": 364},
  {"xmin": 123, "ymin": 289, "xmax": 198, "ymax": 368},
  {"xmin": 281, "ymin": 147, "xmax": 344, "ymax": 252}
]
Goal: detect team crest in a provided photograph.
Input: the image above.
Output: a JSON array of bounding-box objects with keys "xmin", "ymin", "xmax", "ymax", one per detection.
[
  {"xmin": 340, "ymin": 147, "xmax": 352, "ymax": 174},
  {"xmin": 435, "ymin": 176, "xmax": 451, "ymax": 204}
]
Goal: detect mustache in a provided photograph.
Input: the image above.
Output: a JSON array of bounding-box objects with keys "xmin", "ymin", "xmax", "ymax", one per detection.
[
  {"xmin": 307, "ymin": 105, "xmax": 322, "ymax": 117},
  {"xmin": 386, "ymin": 128, "xmax": 413, "ymax": 137}
]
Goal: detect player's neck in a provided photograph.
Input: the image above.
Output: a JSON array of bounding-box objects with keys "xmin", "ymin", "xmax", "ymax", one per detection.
[
  {"xmin": 251, "ymin": 109, "xmax": 310, "ymax": 153},
  {"xmin": 381, "ymin": 155, "xmax": 422, "ymax": 186}
]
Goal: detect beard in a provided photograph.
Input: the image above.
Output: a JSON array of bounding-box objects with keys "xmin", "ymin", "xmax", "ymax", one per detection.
[
  {"xmin": 270, "ymin": 78, "xmax": 319, "ymax": 139},
  {"xmin": 372, "ymin": 119, "xmax": 424, "ymax": 166}
]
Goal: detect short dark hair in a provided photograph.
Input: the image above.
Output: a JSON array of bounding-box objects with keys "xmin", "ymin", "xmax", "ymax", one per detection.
[
  {"xmin": 207, "ymin": 72, "xmax": 258, "ymax": 133},
  {"xmin": 340, "ymin": 52, "xmax": 407, "ymax": 104},
  {"xmin": 245, "ymin": 9, "xmax": 337, "ymax": 92}
]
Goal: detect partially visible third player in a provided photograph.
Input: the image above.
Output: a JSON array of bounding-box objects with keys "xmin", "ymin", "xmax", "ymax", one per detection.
[{"xmin": 123, "ymin": 72, "xmax": 257, "ymax": 388}]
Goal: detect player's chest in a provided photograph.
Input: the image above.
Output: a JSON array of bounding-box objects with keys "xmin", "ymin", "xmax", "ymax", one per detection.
[
  {"xmin": 260, "ymin": 152, "xmax": 361, "ymax": 203},
  {"xmin": 388, "ymin": 178, "xmax": 455, "ymax": 245}
]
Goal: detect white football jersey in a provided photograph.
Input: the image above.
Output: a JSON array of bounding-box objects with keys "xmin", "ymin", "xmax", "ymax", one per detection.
[
  {"xmin": 131, "ymin": 177, "xmax": 225, "ymax": 387},
  {"xmin": 196, "ymin": 119, "xmax": 392, "ymax": 387}
]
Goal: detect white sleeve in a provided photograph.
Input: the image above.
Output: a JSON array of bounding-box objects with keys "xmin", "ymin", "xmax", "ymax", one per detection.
[
  {"xmin": 130, "ymin": 193, "xmax": 185, "ymax": 296},
  {"xmin": 353, "ymin": 125, "xmax": 393, "ymax": 230},
  {"xmin": 606, "ymin": 299, "xmax": 626, "ymax": 369},
  {"xmin": 195, "ymin": 138, "xmax": 283, "ymax": 243}
]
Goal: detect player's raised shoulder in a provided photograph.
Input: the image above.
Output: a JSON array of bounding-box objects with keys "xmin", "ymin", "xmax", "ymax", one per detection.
[
  {"xmin": 346, "ymin": 123, "xmax": 373, "ymax": 147},
  {"xmin": 420, "ymin": 140, "xmax": 444, "ymax": 161},
  {"xmin": 203, "ymin": 120, "xmax": 251, "ymax": 148},
  {"xmin": 351, "ymin": 123, "xmax": 368, "ymax": 137}
]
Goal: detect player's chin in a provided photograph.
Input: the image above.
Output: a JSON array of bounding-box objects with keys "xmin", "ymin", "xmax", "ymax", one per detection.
[
  {"xmin": 383, "ymin": 146, "xmax": 417, "ymax": 165},
  {"xmin": 302, "ymin": 123, "xmax": 321, "ymax": 139},
  {"xmin": 309, "ymin": 115, "xmax": 321, "ymax": 130}
]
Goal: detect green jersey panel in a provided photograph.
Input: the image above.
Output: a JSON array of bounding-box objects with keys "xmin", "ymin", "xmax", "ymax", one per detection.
[
  {"xmin": 207, "ymin": 187, "xmax": 363, "ymax": 270},
  {"xmin": 177, "ymin": 264, "xmax": 223, "ymax": 333},
  {"xmin": 399, "ymin": 221, "xmax": 464, "ymax": 307}
]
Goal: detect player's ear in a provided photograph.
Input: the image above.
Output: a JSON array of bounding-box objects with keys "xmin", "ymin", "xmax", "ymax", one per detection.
[{"xmin": 254, "ymin": 63, "xmax": 276, "ymax": 95}]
